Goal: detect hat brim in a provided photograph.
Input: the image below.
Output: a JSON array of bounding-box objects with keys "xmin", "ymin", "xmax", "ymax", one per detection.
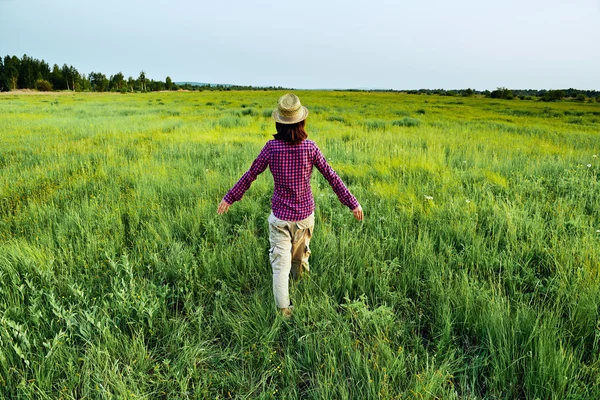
[{"xmin": 272, "ymin": 107, "xmax": 309, "ymax": 124}]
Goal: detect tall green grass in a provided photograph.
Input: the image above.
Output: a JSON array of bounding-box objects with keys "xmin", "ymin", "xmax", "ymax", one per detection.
[{"xmin": 0, "ymin": 91, "xmax": 599, "ymax": 398}]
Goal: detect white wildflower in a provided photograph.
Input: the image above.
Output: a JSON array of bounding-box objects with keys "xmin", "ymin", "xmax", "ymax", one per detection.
[
  {"xmin": 465, "ymin": 199, "xmax": 471, "ymax": 203},
  {"xmin": 587, "ymin": 164, "xmax": 592, "ymax": 168},
  {"xmin": 424, "ymin": 195, "xmax": 433, "ymax": 201},
  {"xmin": 593, "ymin": 154, "xmax": 598, "ymax": 158}
]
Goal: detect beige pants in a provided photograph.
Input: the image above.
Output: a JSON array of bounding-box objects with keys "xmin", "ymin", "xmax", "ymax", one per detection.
[{"xmin": 268, "ymin": 212, "xmax": 314, "ymax": 309}]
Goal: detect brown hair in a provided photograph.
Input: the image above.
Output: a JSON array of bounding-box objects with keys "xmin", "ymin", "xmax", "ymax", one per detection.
[{"xmin": 274, "ymin": 120, "xmax": 307, "ymax": 145}]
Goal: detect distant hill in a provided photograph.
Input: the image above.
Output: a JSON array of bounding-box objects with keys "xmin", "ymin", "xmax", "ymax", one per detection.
[
  {"xmin": 175, "ymin": 82, "xmax": 233, "ymax": 88},
  {"xmin": 174, "ymin": 81, "xmax": 291, "ymax": 91}
]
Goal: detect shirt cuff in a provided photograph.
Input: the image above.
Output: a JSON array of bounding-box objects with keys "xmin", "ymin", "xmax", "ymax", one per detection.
[
  {"xmin": 223, "ymin": 193, "xmax": 235, "ymax": 205},
  {"xmin": 347, "ymin": 197, "xmax": 360, "ymax": 210}
]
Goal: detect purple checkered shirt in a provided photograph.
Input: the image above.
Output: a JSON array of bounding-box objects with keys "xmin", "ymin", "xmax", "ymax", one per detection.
[{"xmin": 223, "ymin": 139, "xmax": 359, "ymax": 221}]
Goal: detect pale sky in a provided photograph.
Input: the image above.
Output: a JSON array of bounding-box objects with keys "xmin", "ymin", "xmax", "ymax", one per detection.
[{"xmin": 1, "ymin": 0, "xmax": 599, "ymax": 90}]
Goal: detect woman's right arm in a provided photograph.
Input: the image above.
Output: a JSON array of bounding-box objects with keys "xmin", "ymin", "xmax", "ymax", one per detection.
[{"xmin": 218, "ymin": 142, "xmax": 270, "ymax": 212}]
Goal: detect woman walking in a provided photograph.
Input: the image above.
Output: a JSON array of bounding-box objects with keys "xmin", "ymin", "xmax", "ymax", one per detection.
[{"xmin": 217, "ymin": 93, "xmax": 363, "ymax": 316}]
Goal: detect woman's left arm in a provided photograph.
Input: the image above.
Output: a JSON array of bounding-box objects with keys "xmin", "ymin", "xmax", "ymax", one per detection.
[
  {"xmin": 217, "ymin": 199, "xmax": 231, "ymax": 214},
  {"xmin": 313, "ymin": 145, "xmax": 361, "ymax": 215}
]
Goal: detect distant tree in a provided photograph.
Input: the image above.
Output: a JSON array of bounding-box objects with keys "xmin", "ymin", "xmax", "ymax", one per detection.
[
  {"xmin": 575, "ymin": 93, "xmax": 587, "ymax": 102},
  {"xmin": 138, "ymin": 70, "xmax": 146, "ymax": 92},
  {"xmin": 541, "ymin": 90, "xmax": 565, "ymax": 102},
  {"xmin": 61, "ymin": 64, "xmax": 79, "ymax": 91},
  {"xmin": 18, "ymin": 54, "xmax": 35, "ymax": 89},
  {"xmin": 4, "ymin": 55, "xmax": 19, "ymax": 90},
  {"xmin": 50, "ymin": 64, "xmax": 66, "ymax": 90},
  {"xmin": 491, "ymin": 87, "xmax": 514, "ymax": 100},
  {"xmin": 462, "ymin": 88, "xmax": 474, "ymax": 97},
  {"xmin": 79, "ymin": 73, "xmax": 92, "ymax": 92},
  {"xmin": 110, "ymin": 72, "xmax": 125, "ymax": 91},
  {"xmin": 165, "ymin": 76, "xmax": 173, "ymax": 91},
  {"xmin": 0, "ymin": 58, "xmax": 6, "ymax": 92},
  {"xmin": 127, "ymin": 76, "xmax": 135, "ymax": 92},
  {"xmin": 151, "ymin": 80, "xmax": 165, "ymax": 91},
  {"xmin": 39, "ymin": 60, "xmax": 50, "ymax": 81},
  {"xmin": 69, "ymin": 66, "xmax": 79, "ymax": 91},
  {"xmin": 89, "ymin": 71, "xmax": 109, "ymax": 92},
  {"xmin": 565, "ymin": 88, "xmax": 580, "ymax": 98},
  {"xmin": 61, "ymin": 64, "xmax": 71, "ymax": 90}
]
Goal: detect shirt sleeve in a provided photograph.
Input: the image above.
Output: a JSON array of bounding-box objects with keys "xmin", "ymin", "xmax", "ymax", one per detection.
[
  {"xmin": 313, "ymin": 144, "xmax": 360, "ymax": 210},
  {"xmin": 223, "ymin": 142, "xmax": 270, "ymax": 204}
]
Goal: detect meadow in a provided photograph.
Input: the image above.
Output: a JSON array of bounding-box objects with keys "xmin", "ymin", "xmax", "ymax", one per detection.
[{"xmin": 0, "ymin": 90, "xmax": 599, "ymax": 399}]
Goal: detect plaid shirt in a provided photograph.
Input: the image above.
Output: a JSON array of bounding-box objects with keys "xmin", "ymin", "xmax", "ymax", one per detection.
[{"xmin": 223, "ymin": 139, "xmax": 359, "ymax": 221}]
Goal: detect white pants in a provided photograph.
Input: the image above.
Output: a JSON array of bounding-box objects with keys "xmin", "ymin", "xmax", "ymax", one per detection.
[{"xmin": 268, "ymin": 212, "xmax": 314, "ymax": 309}]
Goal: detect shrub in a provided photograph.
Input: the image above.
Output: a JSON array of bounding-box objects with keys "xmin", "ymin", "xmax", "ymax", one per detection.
[
  {"xmin": 564, "ymin": 111, "xmax": 584, "ymax": 117},
  {"xmin": 35, "ymin": 79, "xmax": 52, "ymax": 92},
  {"xmin": 567, "ymin": 117, "xmax": 584, "ymax": 125},
  {"xmin": 327, "ymin": 115, "xmax": 347, "ymax": 123},
  {"xmin": 541, "ymin": 90, "xmax": 564, "ymax": 102},
  {"xmin": 240, "ymin": 108, "xmax": 257, "ymax": 117},
  {"xmin": 363, "ymin": 120, "xmax": 388, "ymax": 131},
  {"xmin": 392, "ymin": 117, "xmax": 421, "ymax": 127},
  {"xmin": 491, "ymin": 87, "xmax": 514, "ymax": 100}
]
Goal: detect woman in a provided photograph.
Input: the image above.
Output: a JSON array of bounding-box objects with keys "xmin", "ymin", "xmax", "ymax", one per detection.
[{"xmin": 217, "ymin": 93, "xmax": 363, "ymax": 317}]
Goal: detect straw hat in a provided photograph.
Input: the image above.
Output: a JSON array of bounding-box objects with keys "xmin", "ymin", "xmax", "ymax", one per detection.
[{"xmin": 272, "ymin": 93, "xmax": 309, "ymax": 124}]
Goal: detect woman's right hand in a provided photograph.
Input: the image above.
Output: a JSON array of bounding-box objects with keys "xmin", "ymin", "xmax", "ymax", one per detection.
[{"xmin": 352, "ymin": 205, "xmax": 364, "ymax": 221}]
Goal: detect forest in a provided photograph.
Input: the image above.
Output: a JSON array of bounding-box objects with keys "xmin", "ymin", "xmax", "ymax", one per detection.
[{"xmin": 0, "ymin": 54, "xmax": 288, "ymax": 93}]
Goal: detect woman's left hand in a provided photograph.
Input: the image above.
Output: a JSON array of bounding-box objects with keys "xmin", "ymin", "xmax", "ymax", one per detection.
[
  {"xmin": 352, "ymin": 205, "xmax": 364, "ymax": 221},
  {"xmin": 217, "ymin": 199, "xmax": 231, "ymax": 214}
]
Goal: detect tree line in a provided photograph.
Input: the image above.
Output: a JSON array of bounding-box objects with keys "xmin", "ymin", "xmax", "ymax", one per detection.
[
  {"xmin": 0, "ymin": 54, "xmax": 179, "ymax": 93},
  {"xmin": 392, "ymin": 87, "xmax": 600, "ymax": 102},
  {"xmin": 2, "ymin": 54, "xmax": 599, "ymax": 100},
  {"xmin": 0, "ymin": 54, "xmax": 291, "ymax": 93}
]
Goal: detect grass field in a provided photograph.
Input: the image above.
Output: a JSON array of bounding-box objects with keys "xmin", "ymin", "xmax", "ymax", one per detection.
[{"xmin": 0, "ymin": 90, "xmax": 599, "ymax": 399}]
